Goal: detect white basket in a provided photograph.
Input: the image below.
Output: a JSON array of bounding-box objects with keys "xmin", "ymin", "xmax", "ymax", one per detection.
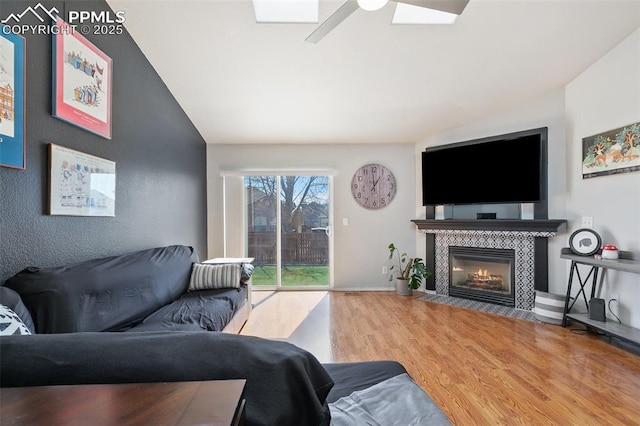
[{"xmin": 533, "ymin": 291, "xmax": 565, "ymax": 325}]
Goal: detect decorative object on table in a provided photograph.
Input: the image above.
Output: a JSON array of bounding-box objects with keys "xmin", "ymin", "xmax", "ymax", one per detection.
[
  {"xmin": 48, "ymin": 143, "xmax": 116, "ymax": 216},
  {"xmin": 52, "ymin": 17, "xmax": 112, "ymax": 139},
  {"xmin": 588, "ymin": 298, "xmax": 606, "ymax": 322},
  {"xmin": 600, "ymin": 244, "xmax": 619, "ymax": 260},
  {"xmin": 582, "ymin": 122, "xmax": 640, "ymax": 179},
  {"xmin": 0, "ymin": 28, "xmax": 26, "ymax": 169},
  {"xmin": 388, "ymin": 243, "xmax": 431, "ymax": 296},
  {"xmin": 351, "ymin": 163, "xmax": 397, "ymax": 209},
  {"xmin": 568, "ymin": 228, "xmax": 601, "ymax": 256}
]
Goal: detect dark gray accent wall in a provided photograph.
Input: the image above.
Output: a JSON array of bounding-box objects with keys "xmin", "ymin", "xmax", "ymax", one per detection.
[{"xmin": 0, "ymin": 1, "xmax": 207, "ymax": 282}]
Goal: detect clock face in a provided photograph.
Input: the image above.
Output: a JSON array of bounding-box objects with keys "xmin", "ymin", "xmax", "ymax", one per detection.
[{"xmin": 351, "ymin": 163, "xmax": 397, "ymax": 210}]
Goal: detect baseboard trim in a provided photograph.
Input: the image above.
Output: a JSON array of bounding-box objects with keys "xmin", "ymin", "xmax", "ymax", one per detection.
[{"xmin": 331, "ymin": 287, "xmax": 395, "ymax": 292}]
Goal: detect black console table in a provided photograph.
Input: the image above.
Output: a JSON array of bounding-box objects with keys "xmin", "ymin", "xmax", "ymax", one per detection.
[{"xmin": 560, "ymin": 248, "xmax": 640, "ymax": 346}]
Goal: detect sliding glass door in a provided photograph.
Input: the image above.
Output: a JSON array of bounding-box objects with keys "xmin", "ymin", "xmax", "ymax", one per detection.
[{"xmin": 244, "ymin": 175, "xmax": 331, "ymax": 289}]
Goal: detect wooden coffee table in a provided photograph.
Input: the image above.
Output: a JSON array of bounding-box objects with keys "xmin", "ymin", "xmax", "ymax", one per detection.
[{"xmin": 0, "ymin": 379, "xmax": 246, "ymax": 426}]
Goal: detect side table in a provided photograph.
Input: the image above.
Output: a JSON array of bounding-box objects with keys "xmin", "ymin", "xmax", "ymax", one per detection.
[{"xmin": 560, "ymin": 247, "xmax": 640, "ymax": 347}]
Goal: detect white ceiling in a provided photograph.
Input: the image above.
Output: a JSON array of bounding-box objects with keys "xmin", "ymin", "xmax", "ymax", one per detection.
[{"xmin": 105, "ymin": 0, "xmax": 640, "ymax": 145}]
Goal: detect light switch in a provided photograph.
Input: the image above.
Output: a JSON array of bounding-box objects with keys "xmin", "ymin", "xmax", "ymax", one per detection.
[
  {"xmin": 342, "ymin": 217, "xmax": 349, "ymax": 226},
  {"xmin": 581, "ymin": 216, "xmax": 594, "ymax": 228}
]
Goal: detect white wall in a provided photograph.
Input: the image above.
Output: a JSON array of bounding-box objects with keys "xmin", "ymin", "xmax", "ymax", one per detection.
[
  {"xmin": 415, "ymin": 88, "xmax": 568, "ymax": 294},
  {"xmin": 416, "ymin": 28, "xmax": 640, "ymax": 328},
  {"xmin": 565, "ymin": 28, "xmax": 640, "ymax": 328},
  {"xmin": 206, "ymin": 143, "xmax": 416, "ymax": 290}
]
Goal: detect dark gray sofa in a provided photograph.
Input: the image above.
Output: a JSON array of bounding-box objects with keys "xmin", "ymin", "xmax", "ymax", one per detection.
[
  {"xmin": 0, "ymin": 245, "xmax": 440, "ymax": 425},
  {"xmin": 1, "ymin": 245, "xmax": 251, "ymax": 334}
]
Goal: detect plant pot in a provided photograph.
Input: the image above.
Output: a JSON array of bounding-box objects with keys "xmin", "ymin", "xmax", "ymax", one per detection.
[{"xmin": 395, "ymin": 278, "xmax": 412, "ymax": 296}]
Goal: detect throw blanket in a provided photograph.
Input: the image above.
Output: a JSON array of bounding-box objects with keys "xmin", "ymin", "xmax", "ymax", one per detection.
[
  {"xmin": 0, "ymin": 331, "xmax": 333, "ymax": 425},
  {"xmin": 329, "ymin": 373, "xmax": 451, "ymax": 426}
]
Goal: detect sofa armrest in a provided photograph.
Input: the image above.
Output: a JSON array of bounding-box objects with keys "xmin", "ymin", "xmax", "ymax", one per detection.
[{"xmin": 0, "ymin": 332, "xmax": 333, "ymax": 426}]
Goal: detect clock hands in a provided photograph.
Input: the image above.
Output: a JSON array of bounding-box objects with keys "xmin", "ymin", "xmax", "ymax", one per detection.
[
  {"xmin": 371, "ymin": 167, "xmax": 381, "ymax": 191},
  {"xmin": 372, "ymin": 176, "xmax": 381, "ymax": 191}
]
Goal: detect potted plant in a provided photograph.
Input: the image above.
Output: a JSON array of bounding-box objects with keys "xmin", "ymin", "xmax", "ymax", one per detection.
[{"xmin": 388, "ymin": 243, "xmax": 432, "ymax": 296}]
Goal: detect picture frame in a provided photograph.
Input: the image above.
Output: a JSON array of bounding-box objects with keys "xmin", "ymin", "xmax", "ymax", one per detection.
[
  {"xmin": 0, "ymin": 28, "xmax": 26, "ymax": 169},
  {"xmin": 568, "ymin": 228, "xmax": 601, "ymax": 256},
  {"xmin": 582, "ymin": 122, "xmax": 640, "ymax": 179},
  {"xmin": 52, "ymin": 17, "xmax": 112, "ymax": 139},
  {"xmin": 49, "ymin": 143, "xmax": 116, "ymax": 216}
]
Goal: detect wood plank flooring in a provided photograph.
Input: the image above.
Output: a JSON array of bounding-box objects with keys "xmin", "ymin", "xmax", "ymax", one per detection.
[{"xmin": 241, "ymin": 291, "xmax": 640, "ymax": 425}]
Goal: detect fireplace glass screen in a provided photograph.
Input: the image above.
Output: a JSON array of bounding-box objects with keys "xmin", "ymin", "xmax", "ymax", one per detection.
[{"xmin": 449, "ymin": 247, "xmax": 515, "ymax": 307}]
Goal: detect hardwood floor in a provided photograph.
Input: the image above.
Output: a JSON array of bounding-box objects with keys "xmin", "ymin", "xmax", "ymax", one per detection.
[{"xmin": 241, "ymin": 291, "xmax": 640, "ymax": 425}]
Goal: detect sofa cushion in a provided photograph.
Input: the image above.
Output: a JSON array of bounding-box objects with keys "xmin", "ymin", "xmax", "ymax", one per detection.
[
  {"xmin": 127, "ymin": 286, "xmax": 249, "ymax": 332},
  {"xmin": 189, "ymin": 263, "xmax": 241, "ymax": 290},
  {"xmin": 0, "ymin": 286, "xmax": 35, "ymax": 333},
  {"xmin": 0, "ymin": 304, "xmax": 32, "ymax": 335},
  {"xmin": 129, "ymin": 291, "xmax": 225, "ymax": 332},
  {"xmin": 3, "ymin": 245, "xmax": 198, "ymax": 334}
]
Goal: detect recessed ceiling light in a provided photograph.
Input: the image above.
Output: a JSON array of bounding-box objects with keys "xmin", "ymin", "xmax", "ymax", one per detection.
[
  {"xmin": 392, "ymin": 3, "xmax": 458, "ymax": 25},
  {"xmin": 253, "ymin": 0, "xmax": 318, "ymax": 23}
]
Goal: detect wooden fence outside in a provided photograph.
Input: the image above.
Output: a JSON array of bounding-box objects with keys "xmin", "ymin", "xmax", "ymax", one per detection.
[{"xmin": 248, "ymin": 232, "xmax": 328, "ymax": 265}]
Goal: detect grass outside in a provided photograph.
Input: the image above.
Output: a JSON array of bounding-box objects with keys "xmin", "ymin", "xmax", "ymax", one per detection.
[{"xmin": 251, "ymin": 265, "xmax": 329, "ymax": 286}]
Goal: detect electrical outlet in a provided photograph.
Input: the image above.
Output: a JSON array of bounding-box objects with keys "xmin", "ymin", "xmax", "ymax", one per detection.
[
  {"xmin": 581, "ymin": 216, "xmax": 594, "ymax": 228},
  {"xmin": 611, "ymin": 294, "xmax": 620, "ymax": 303},
  {"xmin": 382, "ymin": 266, "xmax": 388, "ymax": 275}
]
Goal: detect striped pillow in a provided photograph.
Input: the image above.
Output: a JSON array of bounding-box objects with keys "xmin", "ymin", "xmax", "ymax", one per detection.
[{"xmin": 189, "ymin": 263, "xmax": 242, "ymax": 290}]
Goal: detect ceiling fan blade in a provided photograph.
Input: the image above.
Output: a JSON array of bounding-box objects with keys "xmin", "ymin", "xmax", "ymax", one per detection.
[
  {"xmin": 305, "ymin": 0, "xmax": 360, "ymax": 43},
  {"xmin": 394, "ymin": 0, "xmax": 469, "ymax": 15}
]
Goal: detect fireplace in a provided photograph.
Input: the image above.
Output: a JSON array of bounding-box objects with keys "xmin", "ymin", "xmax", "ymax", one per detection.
[{"xmin": 449, "ymin": 247, "xmax": 515, "ymax": 307}]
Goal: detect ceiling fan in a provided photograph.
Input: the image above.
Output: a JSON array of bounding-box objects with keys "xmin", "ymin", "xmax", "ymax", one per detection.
[{"xmin": 305, "ymin": 0, "xmax": 470, "ymax": 43}]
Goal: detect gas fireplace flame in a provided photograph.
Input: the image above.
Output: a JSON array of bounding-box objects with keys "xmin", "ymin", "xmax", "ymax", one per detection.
[{"xmin": 477, "ymin": 268, "xmax": 490, "ymax": 278}]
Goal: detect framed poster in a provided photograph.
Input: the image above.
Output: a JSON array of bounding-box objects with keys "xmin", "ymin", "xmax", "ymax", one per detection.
[
  {"xmin": 52, "ymin": 17, "xmax": 112, "ymax": 139},
  {"xmin": 582, "ymin": 122, "xmax": 640, "ymax": 179},
  {"xmin": 49, "ymin": 143, "xmax": 116, "ymax": 216},
  {"xmin": 0, "ymin": 28, "xmax": 26, "ymax": 169}
]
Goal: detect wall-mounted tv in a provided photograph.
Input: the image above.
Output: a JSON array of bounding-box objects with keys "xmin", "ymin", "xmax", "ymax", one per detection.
[{"xmin": 422, "ymin": 127, "xmax": 547, "ymax": 206}]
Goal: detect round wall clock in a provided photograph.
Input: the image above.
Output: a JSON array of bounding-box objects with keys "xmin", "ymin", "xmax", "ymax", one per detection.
[
  {"xmin": 351, "ymin": 163, "xmax": 397, "ymax": 210},
  {"xmin": 568, "ymin": 228, "xmax": 602, "ymax": 256}
]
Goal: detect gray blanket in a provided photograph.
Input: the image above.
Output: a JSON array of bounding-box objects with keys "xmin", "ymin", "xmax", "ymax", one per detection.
[
  {"xmin": 329, "ymin": 373, "xmax": 451, "ymax": 426},
  {"xmin": 0, "ymin": 331, "xmax": 333, "ymax": 425}
]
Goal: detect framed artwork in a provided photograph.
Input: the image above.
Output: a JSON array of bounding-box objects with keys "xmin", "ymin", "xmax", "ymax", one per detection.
[
  {"xmin": 52, "ymin": 17, "xmax": 112, "ymax": 139},
  {"xmin": 0, "ymin": 28, "xmax": 26, "ymax": 169},
  {"xmin": 582, "ymin": 122, "xmax": 640, "ymax": 179},
  {"xmin": 568, "ymin": 228, "xmax": 601, "ymax": 256},
  {"xmin": 49, "ymin": 143, "xmax": 116, "ymax": 216}
]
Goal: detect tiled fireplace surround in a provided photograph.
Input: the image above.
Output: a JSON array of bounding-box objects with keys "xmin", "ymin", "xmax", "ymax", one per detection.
[
  {"xmin": 424, "ymin": 230, "xmax": 555, "ymax": 310},
  {"xmin": 413, "ymin": 220, "xmax": 567, "ymax": 311}
]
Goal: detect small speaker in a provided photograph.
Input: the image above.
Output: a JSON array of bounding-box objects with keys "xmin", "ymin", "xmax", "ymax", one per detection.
[
  {"xmin": 521, "ymin": 203, "xmax": 534, "ymax": 220},
  {"xmin": 589, "ymin": 298, "xmax": 606, "ymax": 322},
  {"xmin": 435, "ymin": 205, "xmax": 453, "ymax": 220},
  {"xmin": 477, "ymin": 212, "xmax": 497, "ymax": 219}
]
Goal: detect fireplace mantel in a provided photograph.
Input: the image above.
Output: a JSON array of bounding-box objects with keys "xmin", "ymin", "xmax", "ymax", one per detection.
[{"xmin": 412, "ymin": 219, "xmax": 567, "ymax": 233}]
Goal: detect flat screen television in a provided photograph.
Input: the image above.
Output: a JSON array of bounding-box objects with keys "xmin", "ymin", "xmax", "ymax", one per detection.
[{"xmin": 422, "ymin": 127, "xmax": 547, "ymax": 206}]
